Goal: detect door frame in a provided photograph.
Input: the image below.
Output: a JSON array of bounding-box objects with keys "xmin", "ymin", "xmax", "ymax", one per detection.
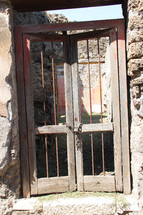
[{"xmin": 15, "ymin": 19, "xmax": 131, "ymax": 197}]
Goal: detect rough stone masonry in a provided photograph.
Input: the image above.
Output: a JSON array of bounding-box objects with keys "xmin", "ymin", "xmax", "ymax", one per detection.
[
  {"xmin": 125, "ymin": 0, "xmax": 143, "ymax": 212},
  {"xmin": 0, "ymin": 1, "xmax": 20, "ymax": 215}
]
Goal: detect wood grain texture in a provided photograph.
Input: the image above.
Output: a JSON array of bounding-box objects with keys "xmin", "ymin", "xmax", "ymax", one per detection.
[
  {"xmin": 64, "ymin": 36, "xmax": 76, "ymax": 191},
  {"xmin": 23, "ymin": 35, "xmax": 37, "ymax": 195},
  {"xmin": 15, "ymin": 30, "xmax": 30, "ymax": 198},
  {"xmin": 118, "ymin": 22, "xmax": 131, "ymax": 194},
  {"xmin": 37, "ymin": 177, "xmax": 69, "ymax": 195},
  {"xmin": 82, "ymin": 123, "xmax": 113, "ymax": 133},
  {"xmin": 109, "ymin": 29, "xmax": 122, "ymax": 192},
  {"xmin": 35, "ymin": 125, "xmax": 67, "ymax": 135},
  {"xmin": 84, "ymin": 175, "xmax": 116, "ymax": 192},
  {"xmin": 71, "ymin": 36, "xmax": 84, "ymax": 191}
]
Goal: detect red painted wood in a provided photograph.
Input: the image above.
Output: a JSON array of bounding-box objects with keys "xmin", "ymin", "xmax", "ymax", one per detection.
[
  {"xmin": 15, "ymin": 19, "xmax": 124, "ymax": 34},
  {"xmin": 23, "ymin": 35, "xmax": 38, "ymax": 195},
  {"xmin": 15, "ymin": 30, "xmax": 30, "ymax": 198}
]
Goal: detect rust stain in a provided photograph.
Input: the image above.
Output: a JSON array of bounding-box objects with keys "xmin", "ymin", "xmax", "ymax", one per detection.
[{"xmin": 74, "ymin": 117, "xmax": 78, "ymax": 122}]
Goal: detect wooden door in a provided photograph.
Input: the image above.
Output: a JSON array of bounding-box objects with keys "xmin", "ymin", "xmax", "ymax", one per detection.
[
  {"xmin": 15, "ymin": 20, "xmax": 131, "ymax": 197},
  {"xmin": 70, "ymin": 29, "xmax": 123, "ymax": 192},
  {"xmin": 22, "ymin": 34, "xmax": 76, "ymax": 195}
]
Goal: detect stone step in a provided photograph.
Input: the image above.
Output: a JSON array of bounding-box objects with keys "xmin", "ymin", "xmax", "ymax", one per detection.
[{"xmin": 12, "ymin": 193, "xmax": 139, "ymax": 215}]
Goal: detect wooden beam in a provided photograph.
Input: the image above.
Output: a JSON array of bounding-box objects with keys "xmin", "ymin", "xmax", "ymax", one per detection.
[
  {"xmin": 35, "ymin": 125, "xmax": 67, "ymax": 135},
  {"xmin": 84, "ymin": 175, "xmax": 116, "ymax": 192},
  {"xmin": 70, "ymin": 29, "xmax": 110, "ymax": 41},
  {"xmin": 23, "ymin": 35, "xmax": 37, "ymax": 195},
  {"xmin": 82, "ymin": 123, "xmax": 113, "ymax": 133},
  {"xmin": 118, "ymin": 22, "xmax": 131, "ymax": 194},
  {"xmin": 25, "ymin": 33, "xmax": 64, "ymax": 42},
  {"xmin": 15, "ymin": 19, "xmax": 124, "ymax": 34},
  {"xmin": 15, "ymin": 30, "xmax": 30, "ymax": 198},
  {"xmin": 71, "ymin": 37, "xmax": 84, "ymax": 191},
  {"xmin": 37, "ymin": 177, "xmax": 69, "ymax": 195},
  {"xmin": 109, "ymin": 29, "xmax": 122, "ymax": 191},
  {"xmin": 64, "ymin": 36, "xmax": 76, "ymax": 191}
]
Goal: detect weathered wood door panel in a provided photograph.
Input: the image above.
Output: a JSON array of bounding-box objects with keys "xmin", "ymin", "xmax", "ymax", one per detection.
[
  {"xmin": 22, "ymin": 34, "xmax": 76, "ymax": 195},
  {"xmin": 70, "ymin": 29, "xmax": 122, "ymax": 192},
  {"xmin": 15, "ymin": 19, "xmax": 131, "ymax": 197}
]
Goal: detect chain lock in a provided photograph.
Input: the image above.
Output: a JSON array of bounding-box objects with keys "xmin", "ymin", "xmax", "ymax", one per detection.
[{"xmin": 65, "ymin": 123, "xmax": 82, "ymax": 149}]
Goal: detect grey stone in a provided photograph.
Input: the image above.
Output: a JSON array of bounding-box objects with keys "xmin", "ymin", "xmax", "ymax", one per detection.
[
  {"xmin": 0, "ymin": 117, "xmax": 10, "ymax": 175},
  {"xmin": 15, "ymin": 11, "xmax": 50, "ymax": 25},
  {"xmin": 0, "ymin": 2, "xmax": 20, "ymax": 215},
  {"xmin": 128, "ymin": 59, "xmax": 143, "ymax": 77},
  {"xmin": 12, "ymin": 195, "xmax": 139, "ymax": 215},
  {"xmin": 128, "ymin": 42, "xmax": 143, "ymax": 60}
]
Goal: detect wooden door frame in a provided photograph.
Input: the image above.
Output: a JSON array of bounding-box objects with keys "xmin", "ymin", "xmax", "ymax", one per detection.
[{"xmin": 15, "ymin": 19, "xmax": 131, "ymax": 197}]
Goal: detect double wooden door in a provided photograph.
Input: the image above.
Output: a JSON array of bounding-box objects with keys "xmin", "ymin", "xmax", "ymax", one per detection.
[{"xmin": 15, "ymin": 20, "xmax": 131, "ymax": 197}]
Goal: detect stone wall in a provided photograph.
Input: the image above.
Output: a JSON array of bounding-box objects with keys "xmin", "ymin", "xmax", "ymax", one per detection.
[
  {"xmin": 0, "ymin": 1, "xmax": 143, "ymax": 214},
  {"xmin": 124, "ymin": 0, "xmax": 143, "ymax": 212},
  {"xmin": 0, "ymin": 1, "xmax": 20, "ymax": 215}
]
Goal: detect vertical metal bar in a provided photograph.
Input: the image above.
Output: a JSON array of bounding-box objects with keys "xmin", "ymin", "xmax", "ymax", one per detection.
[
  {"xmin": 97, "ymin": 38, "xmax": 105, "ymax": 176},
  {"xmin": 41, "ymin": 45, "xmax": 49, "ymax": 178},
  {"xmin": 87, "ymin": 40, "xmax": 94, "ymax": 176},
  {"xmin": 51, "ymin": 42, "xmax": 59, "ymax": 177}
]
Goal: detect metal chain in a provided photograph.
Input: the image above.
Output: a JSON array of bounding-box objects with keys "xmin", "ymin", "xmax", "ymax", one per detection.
[{"xmin": 65, "ymin": 123, "xmax": 82, "ymax": 149}]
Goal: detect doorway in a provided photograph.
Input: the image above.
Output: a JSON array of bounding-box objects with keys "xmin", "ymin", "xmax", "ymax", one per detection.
[{"xmin": 15, "ymin": 19, "xmax": 131, "ymax": 197}]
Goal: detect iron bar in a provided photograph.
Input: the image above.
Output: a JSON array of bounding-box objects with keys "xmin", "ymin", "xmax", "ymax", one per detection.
[
  {"xmin": 55, "ymin": 61, "xmax": 105, "ymax": 66},
  {"xmin": 51, "ymin": 42, "xmax": 59, "ymax": 177},
  {"xmin": 87, "ymin": 39, "xmax": 94, "ymax": 176},
  {"xmin": 97, "ymin": 38, "xmax": 105, "ymax": 176},
  {"xmin": 41, "ymin": 45, "xmax": 49, "ymax": 177}
]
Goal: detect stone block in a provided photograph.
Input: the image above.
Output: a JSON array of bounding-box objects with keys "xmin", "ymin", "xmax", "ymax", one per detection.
[
  {"xmin": 131, "ymin": 125, "xmax": 143, "ymax": 152},
  {"xmin": 128, "ymin": 42, "xmax": 143, "ymax": 60},
  {"xmin": 127, "ymin": 30, "xmax": 143, "ymax": 45},
  {"xmin": 128, "ymin": 0, "xmax": 142, "ymax": 12},
  {"xmin": 0, "ymin": 13, "xmax": 8, "ymax": 27},
  {"xmin": 128, "ymin": 14, "xmax": 143, "ymax": 31},
  {"xmin": 12, "ymin": 195, "xmax": 139, "ymax": 215},
  {"xmin": 128, "ymin": 59, "xmax": 143, "ymax": 77},
  {"xmin": 0, "ymin": 26, "xmax": 12, "ymax": 118},
  {"xmin": 0, "ymin": 117, "xmax": 10, "ymax": 175}
]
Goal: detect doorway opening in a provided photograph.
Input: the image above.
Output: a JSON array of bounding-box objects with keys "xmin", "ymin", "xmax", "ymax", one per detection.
[{"xmin": 15, "ymin": 19, "xmax": 131, "ymax": 197}]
